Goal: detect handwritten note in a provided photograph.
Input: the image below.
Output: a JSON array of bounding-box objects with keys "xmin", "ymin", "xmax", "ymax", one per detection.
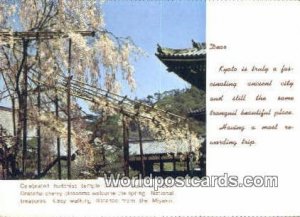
[{"xmin": 208, "ymin": 61, "xmax": 295, "ymax": 147}]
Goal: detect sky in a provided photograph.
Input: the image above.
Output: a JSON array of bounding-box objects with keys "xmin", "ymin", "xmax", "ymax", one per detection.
[
  {"xmin": 0, "ymin": 1, "xmax": 205, "ymax": 108},
  {"xmin": 102, "ymin": 0, "xmax": 206, "ymax": 99}
]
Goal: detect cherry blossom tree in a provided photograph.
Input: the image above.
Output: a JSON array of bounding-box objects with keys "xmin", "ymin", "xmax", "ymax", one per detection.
[
  {"xmin": 0, "ymin": 0, "xmax": 142, "ymax": 178},
  {"xmin": 0, "ymin": 0, "xmax": 202, "ymax": 179}
]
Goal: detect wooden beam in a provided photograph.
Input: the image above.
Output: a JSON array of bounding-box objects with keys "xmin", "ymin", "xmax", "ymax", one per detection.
[
  {"xmin": 137, "ymin": 121, "xmax": 145, "ymax": 178},
  {"xmin": 122, "ymin": 115, "xmax": 129, "ymax": 176},
  {"xmin": 0, "ymin": 31, "xmax": 95, "ymax": 41}
]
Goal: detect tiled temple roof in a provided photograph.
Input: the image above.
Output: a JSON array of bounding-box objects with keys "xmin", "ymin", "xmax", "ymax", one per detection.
[
  {"xmin": 156, "ymin": 40, "xmax": 206, "ymax": 58},
  {"xmin": 156, "ymin": 40, "xmax": 206, "ymax": 91}
]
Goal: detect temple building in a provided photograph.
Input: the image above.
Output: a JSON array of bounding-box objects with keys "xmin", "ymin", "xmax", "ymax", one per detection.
[
  {"xmin": 156, "ymin": 40, "xmax": 206, "ymax": 90},
  {"xmin": 157, "ymin": 40, "xmax": 206, "ymax": 174},
  {"xmin": 127, "ymin": 41, "xmax": 207, "ymax": 177},
  {"xmin": 129, "ymin": 139, "xmax": 203, "ymax": 177}
]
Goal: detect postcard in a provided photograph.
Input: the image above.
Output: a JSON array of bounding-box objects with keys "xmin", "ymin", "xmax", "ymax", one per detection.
[{"xmin": 0, "ymin": 0, "xmax": 299, "ymax": 216}]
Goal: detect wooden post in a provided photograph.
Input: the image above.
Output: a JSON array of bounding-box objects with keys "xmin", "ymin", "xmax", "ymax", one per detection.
[
  {"xmin": 172, "ymin": 153, "xmax": 176, "ymax": 171},
  {"xmin": 186, "ymin": 154, "xmax": 190, "ymax": 173},
  {"xmin": 35, "ymin": 34, "xmax": 42, "ymax": 177},
  {"xmin": 122, "ymin": 115, "xmax": 129, "ymax": 176},
  {"xmin": 159, "ymin": 154, "xmax": 163, "ymax": 172},
  {"xmin": 22, "ymin": 39, "xmax": 28, "ymax": 176},
  {"xmin": 55, "ymin": 94, "xmax": 62, "ymax": 179},
  {"xmin": 67, "ymin": 39, "xmax": 72, "ymax": 179},
  {"xmin": 189, "ymin": 153, "xmax": 194, "ymax": 176},
  {"xmin": 36, "ymin": 71, "xmax": 41, "ymax": 176},
  {"xmin": 12, "ymin": 98, "xmax": 16, "ymax": 138},
  {"xmin": 137, "ymin": 121, "xmax": 145, "ymax": 178}
]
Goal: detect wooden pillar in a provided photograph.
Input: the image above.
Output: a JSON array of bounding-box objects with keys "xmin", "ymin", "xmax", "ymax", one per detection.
[
  {"xmin": 22, "ymin": 39, "xmax": 28, "ymax": 176},
  {"xmin": 67, "ymin": 39, "xmax": 72, "ymax": 179},
  {"xmin": 55, "ymin": 94, "xmax": 62, "ymax": 179},
  {"xmin": 144, "ymin": 156, "xmax": 152, "ymax": 176},
  {"xmin": 172, "ymin": 153, "xmax": 176, "ymax": 171},
  {"xmin": 12, "ymin": 98, "xmax": 16, "ymax": 138},
  {"xmin": 35, "ymin": 35, "xmax": 42, "ymax": 177},
  {"xmin": 36, "ymin": 71, "xmax": 41, "ymax": 176},
  {"xmin": 159, "ymin": 154, "xmax": 164, "ymax": 172},
  {"xmin": 186, "ymin": 154, "xmax": 190, "ymax": 173},
  {"xmin": 122, "ymin": 115, "xmax": 129, "ymax": 176},
  {"xmin": 100, "ymin": 109, "xmax": 106, "ymax": 166},
  {"xmin": 137, "ymin": 121, "xmax": 145, "ymax": 178}
]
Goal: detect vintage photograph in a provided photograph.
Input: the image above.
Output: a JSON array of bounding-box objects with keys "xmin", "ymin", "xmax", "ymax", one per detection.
[{"xmin": 0, "ymin": 0, "xmax": 206, "ymax": 180}]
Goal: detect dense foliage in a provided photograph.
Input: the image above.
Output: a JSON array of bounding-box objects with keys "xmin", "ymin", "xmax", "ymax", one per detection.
[{"xmin": 144, "ymin": 87, "xmax": 206, "ymax": 135}]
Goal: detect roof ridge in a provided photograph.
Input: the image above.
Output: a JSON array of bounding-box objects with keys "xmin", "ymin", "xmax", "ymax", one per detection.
[
  {"xmin": 156, "ymin": 40, "xmax": 206, "ymax": 57},
  {"xmin": 0, "ymin": 105, "xmax": 12, "ymax": 112}
]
